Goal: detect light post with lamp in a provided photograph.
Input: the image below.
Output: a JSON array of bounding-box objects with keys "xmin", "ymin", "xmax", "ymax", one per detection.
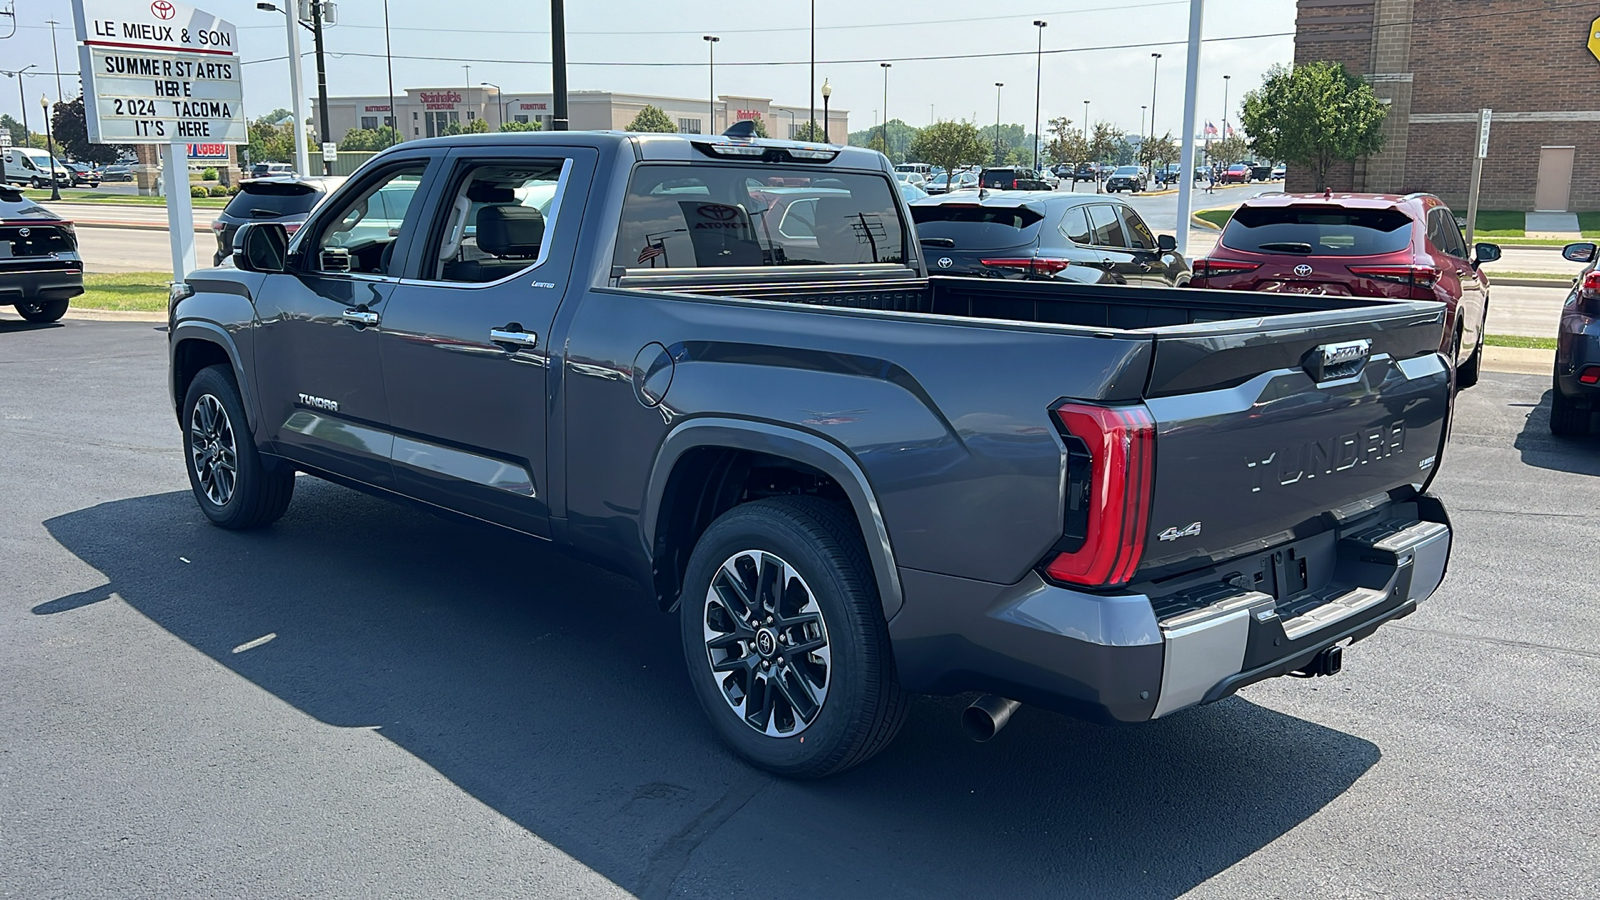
[
  {"xmin": 993, "ymin": 82, "xmax": 1003, "ymax": 163},
  {"xmin": 781, "ymin": 109, "xmax": 795, "ymax": 139},
  {"xmin": 1032, "ymin": 20, "xmax": 1046, "ymax": 170},
  {"xmin": 481, "ymin": 82, "xmax": 505, "ymax": 129},
  {"xmin": 820, "ymin": 79, "xmax": 832, "ymax": 142},
  {"xmin": 879, "ymin": 62, "xmax": 891, "ymax": 157},
  {"xmin": 703, "ymin": 36, "xmax": 719, "ymax": 133},
  {"xmin": 255, "ymin": 2, "xmax": 310, "ymax": 175},
  {"xmin": 1148, "ymin": 52, "xmax": 1161, "ymax": 169},
  {"xmin": 41, "ymin": 94, "xmax": 60, "ymax": 200}
]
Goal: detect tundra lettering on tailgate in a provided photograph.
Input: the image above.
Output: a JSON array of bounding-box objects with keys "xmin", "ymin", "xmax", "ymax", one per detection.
[{"xmin": 1247, "ymin": 421, "xmax": 1404, "ymax": 492}]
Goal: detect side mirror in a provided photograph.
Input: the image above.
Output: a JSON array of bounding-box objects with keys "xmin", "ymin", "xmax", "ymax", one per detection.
[
  {"xmin": 1473, "ymin": 242, "xmax": 1501, "ymax": 265},
  {"xmin": 233, "ymin": 222, "xmax": 289, "ymax": 273},
  {"xmin": 1157, "ymin": 233, "xmax": 1177, "ymax": 252},
  {"xmin": 1564, "ymin": 242, "xmax": 1599, "ymax": 264}
]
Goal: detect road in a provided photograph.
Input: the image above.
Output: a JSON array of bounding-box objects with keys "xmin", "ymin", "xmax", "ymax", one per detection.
[{"xmin": 2, "ymin": 319, "xmax": 1598, "ymax": 899}]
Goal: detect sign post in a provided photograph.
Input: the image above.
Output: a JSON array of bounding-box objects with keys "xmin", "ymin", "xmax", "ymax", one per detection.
[
  {"xmin": 1464, "ymin": 108, "xmax": 1491, "ymax": 247},
  {"xmin": 71, "ymin": 0, "xmax": 245, "ymax": 281}
]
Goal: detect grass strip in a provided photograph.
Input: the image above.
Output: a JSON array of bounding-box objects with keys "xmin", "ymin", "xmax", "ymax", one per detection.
[
  {"xmin": 75, "ymin": 272, "xmax": 171, "ymax": 312},
  {"xmin": 1484, "ymin": 334, "xmax": 1557, "ymax": 350}
]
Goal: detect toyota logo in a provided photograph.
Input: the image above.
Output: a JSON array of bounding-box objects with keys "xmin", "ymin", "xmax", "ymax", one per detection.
[
  {"xmin": 696, "ymin": 204, "xmax": 739, "ymax": 222},
  {"xmin": 151, "ymin": 0, "xmax": 176, "ymax": 19},
  {"xmin": 1293, "ymin": 264, "xmax": 1313, "ymax": 277},
  {"xmin": 937, "ymin": 257, "xmax": 953, "ymax": 268}
]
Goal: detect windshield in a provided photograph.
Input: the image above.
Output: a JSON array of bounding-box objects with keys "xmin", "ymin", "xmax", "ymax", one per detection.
[
  {"xmin": 614, "ymin": 164, "xmax": 905, "ymax": 269},
  {"xmin": 223, "ymin": 183, "xmax": 322, "ymax": 219},
  {"xmin": 1222, "ymin": 205, "xmax": 1415, "ymax": 256},
  {"xmin": 910, "ymin": 203, "xmax": 1046, "ymax": 250}
]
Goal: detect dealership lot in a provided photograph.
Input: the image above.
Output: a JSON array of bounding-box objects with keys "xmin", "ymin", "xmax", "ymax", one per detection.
[{"xmin": 2, "ymin": 318, "xmax": 1597, "ymax": 899}]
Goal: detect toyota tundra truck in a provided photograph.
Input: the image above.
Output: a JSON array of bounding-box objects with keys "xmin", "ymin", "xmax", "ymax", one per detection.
[{"xmin": 167, "ymin": 130, "xmax": 1455, "ymax": 778}]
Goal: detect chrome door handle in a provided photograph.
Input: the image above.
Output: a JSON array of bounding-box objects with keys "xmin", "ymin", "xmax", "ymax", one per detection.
[
  {"xmin": 341, "ymin": 309, "xmax": 379, "ymax": 326},
  {"xmin": 490, "ymin": 328, "xmax": 538, "ymax": 348}
]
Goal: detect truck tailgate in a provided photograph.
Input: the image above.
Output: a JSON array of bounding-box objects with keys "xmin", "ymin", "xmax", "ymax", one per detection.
[{"xmin": 1137, "ymin": 300, "xmax": 1450, "ymax": 577}]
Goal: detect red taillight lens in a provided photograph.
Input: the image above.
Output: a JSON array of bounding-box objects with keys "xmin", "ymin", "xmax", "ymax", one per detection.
[
  {"xmin": 1043, "ymin": 402, "xmax": 1156, "ymax": 588},
  {"xmin": 1581, "ymin": 271, "xmax": 1600, "ymax": 299},
  {"xmin": 1581, "ymin": 366, "xmax": 1600, "ymax": 385},
  {"xmin": 980, "ymin": 257, "xmax": 1071, "ymax": 275},
  {"xmin": 1010, "ymin": 179, "xmax": 1018, "ymax": 189},
  {"xmin": 211, "ymin": 220, "xmax": 226, "ymax": 232},
  {"xmin": 1347, "ymin": 264, "xmax": 1441, "ymax": 288},
  {"xmin": 1192, "ymin": 258, "xmax": 1261, "ymax": 278}
]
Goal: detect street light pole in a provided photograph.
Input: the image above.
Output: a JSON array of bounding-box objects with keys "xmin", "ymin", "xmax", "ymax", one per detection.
[
  {"xmin": 993, "ymin": 82, "xmax": 1003, "ymax": 163},
  {"xmin": 1222, "ymin": 74, "xmax": 1231, "ymax": 140},
  {"xmin": 703, "ymin": 36, "xmax": 719, "ymax": 133},
  {"xmin": 383, "ymin": 0, "xmax": 398, "ymax": 144},
  {"xmin": 1149, "ymin": 52, "xmax": 1161, "ymax": 170},
  {"xmin": 44, "ymin": 19, "xmax": 65, "ymax": 101},
  {"xmin": 1082, "ymin": 99, "xmax": 1090, "ymax": 142},
  {"xmin": 3, "ymin": 66, "xmax": 36, "ymax": 156},
  {"xmin": 1032, "ymin": 20, "xmax": 1047, "ymax": 171},
  {"xmin": 257, "ymin": 3, "xmax": 310, "ymax": 176},
  {"xmin": 820, "ymin": 78, "xmax": 832, "ymax": 143},
  {"xmin": 41, "ymin": 94, "xmax": 60, "ymax": 200},
  {"xmin": 809, "ymin": 0, "xmax": 816, "ymax": 138},
  {"xmin": 481, "ymin": 82, "xmax": 504, "ymax": 130},
  {"xmin": 880, "ymin": 62, "xmax": 891, "ymax": 158},
  {"xmin": 782, "ymin": 108, "xmax": 795, "ymax": 138},
  {"xmin": 551, "ymin": 0, "xmax": 569, "ymax": 130}
]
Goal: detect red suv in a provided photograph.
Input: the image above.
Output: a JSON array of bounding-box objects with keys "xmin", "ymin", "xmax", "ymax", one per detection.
[{"xmin": 1191, "ymin": 192, "xmax": 1501, "ymax": 387}]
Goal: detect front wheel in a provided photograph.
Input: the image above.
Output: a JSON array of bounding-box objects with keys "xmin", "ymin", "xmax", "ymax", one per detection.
[
  {"xmin": 679, "ymin": 497, "xmax": 907, "ymax": 779},
  {"xmin": 182, "ymin": 364, "xmax": 295, "ymax": 529},
  {"xmin": 15, "ymin": 298, "xmax": 69, "ymax": 323}
]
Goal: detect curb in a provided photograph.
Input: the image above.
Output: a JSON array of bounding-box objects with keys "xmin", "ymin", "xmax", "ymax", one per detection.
[
  {"xmin": 1491, "ymin": 277, "xmax": 1573, "ymax": 289},
  {"xmin": 1482, "ymin": 345, "xmax": 1553, "ymax": 376},
  {"xmin": 68, "ymin": 307, "xmax": 168, "ymax": 322},
  {"xmin": 73, "ymin": 219, "xmax": 210, "ymax": 234},
  {"xmin": 1191, "ymin": 211, "xmax": 1224, "ymax": 231}
]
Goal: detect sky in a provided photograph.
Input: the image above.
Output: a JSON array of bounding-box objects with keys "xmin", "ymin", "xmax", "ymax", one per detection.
[{"xmin": 2, "ymin": 0, "xmax": 1295, "ymax": 138}]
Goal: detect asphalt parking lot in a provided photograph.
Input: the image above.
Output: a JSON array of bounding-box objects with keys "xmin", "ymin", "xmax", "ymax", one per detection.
[{"xmin": 3, "ymin": 318, "xmax": 1598, "ymax": 899}]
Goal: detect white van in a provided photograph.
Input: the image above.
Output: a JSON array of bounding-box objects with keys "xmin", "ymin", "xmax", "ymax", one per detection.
[{"xmin": 3, "ymin": 148, "xmax": 72, "ymax": 188}]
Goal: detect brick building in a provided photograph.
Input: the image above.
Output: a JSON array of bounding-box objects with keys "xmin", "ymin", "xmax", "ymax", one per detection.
[{"xmin": 1292, "ymin": 0, "xmax": 1595, "ymax": 211}]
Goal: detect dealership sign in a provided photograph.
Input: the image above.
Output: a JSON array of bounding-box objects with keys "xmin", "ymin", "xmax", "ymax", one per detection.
[
  {"xmin": 186, "ymin": 142, "xmax": 228, "ymax": 159},
  {"xmin": 71, "ymin": 0, "xmax": 245, "ymax": 144}
]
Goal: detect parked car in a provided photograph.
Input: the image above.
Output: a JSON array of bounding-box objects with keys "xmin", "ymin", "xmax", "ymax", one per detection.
[
  {"xmin": 894, "ymin": 171, "xmax": 927, "ymax": 187},
  {"xmin": 210, "ymin": 176, "xmax": 344, "ymax": 265},
  {"xmin": 910, "ymin": 191, "xmax": 1190, "ymax": 286},
  {"xmin": 979, "ymin": 166, "xmax": 1052, "ymax": 191},
  {"xmin": 1271, "ymin": 164, "xmax": 1287, "ymax": 180},
  {"xmin": 1189, "ymin": 191, "xmax": 1500, "ymax": 387},
  {"xmin": 1248, "ymin": 163, "xmax": 1274, "ymax": 181},
  {"xmin": 894, "ymin": 162, "xmax": 932, "ymax": 179},
  {"xmin": 99, "ymin": 165, "xmax": 135, "ymax": 183},
  {"xmin": 0, "ymin": 184, "xmax": 83, "ymax": 322},
  {"xmin": 2, "ymin": 148, "xmax": 72, "ymax": 189},
  {"xmin": 1106, "ymin": 165, "xmax": 1147, "ymax": 193},
  {"xmin": 1549, "ymin": 241, "xmax": 1600, "ymax": 434},
  {"xmin": 1219, "ymin": 164, "xmax": 1252, "ymax": 184},
  {"xmin": 897, "ymin": 180, "xmax": 929, "ymax": 203},
  {"xmin": 1154, "ymin": 164, "xmax": 1182, "ymax": 186},
  {"xmin": 172, "ymin": 130, "xmax": 1455, "ymax": 778},
  {"xmin": 249, "ymin": 162, "xmax": 296, "ymax": 179},
  {"xmin": 65, "ymin": 162, "xmax": 101, "ymax": 188},
  {"xmin": 924, "ymin": 171, "xmax": 978, "ymax": 194}
]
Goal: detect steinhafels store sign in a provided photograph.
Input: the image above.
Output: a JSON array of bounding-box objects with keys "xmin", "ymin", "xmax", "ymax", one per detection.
[{"xmin": 420, "ymin": 91, "xmax": 462, "ymax": 110}]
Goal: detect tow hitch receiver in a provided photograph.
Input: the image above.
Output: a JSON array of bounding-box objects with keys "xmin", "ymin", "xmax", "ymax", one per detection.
[{"xmin": 1295, "ymin": 645, "xmax": 1344, "ymax": 678}]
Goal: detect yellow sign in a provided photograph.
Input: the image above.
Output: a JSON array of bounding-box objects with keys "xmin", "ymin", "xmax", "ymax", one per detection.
[{"xmin": 1590, "ymin": 16, "xmax": 1600, "ymax": 64}]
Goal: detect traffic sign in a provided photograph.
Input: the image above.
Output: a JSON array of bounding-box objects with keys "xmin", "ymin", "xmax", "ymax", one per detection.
[
  {"xmin": 1590, "ymin": 16, "xmax": 1600, "ymax": 65},
  {"xmin": 71, "ymin": 0, "xmax": 245, "ymax": 145},
  {"xmin": 321, "ymin": 141, "xmax": 338, "ymax": 161},
  {"xmin": 1477, "ymin": 109, "xmax": 1492, "ymax": 160}
]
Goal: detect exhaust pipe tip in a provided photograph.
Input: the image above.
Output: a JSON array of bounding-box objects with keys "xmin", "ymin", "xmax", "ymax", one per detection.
[{"xmin": 961, "ymin": 695, "xmax": 1022, "ymax": 742}]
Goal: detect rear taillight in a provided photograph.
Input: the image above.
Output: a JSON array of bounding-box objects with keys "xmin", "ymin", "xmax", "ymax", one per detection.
[
  {"xmin": 1580, "ymin": 366, "xmax": 1600, "ymax": 385},
  {"xmin": 1347, "ymin": 264, "xmax": 1441, "ymax": 288},
  {"xmin": 1010, "ymin": 179, "xmax": 1018, "ymax": 189},
  {"xmin": 1191, "ymin": 258, "xmax": 1261, "ymax": 278},
  {"xmin": 211, "ymin": 220, "xmax": 226, "ymax": 232},
  {"xmin": 980, "ymin": 257, "xmax": 1071, "ymax": 276},
  {"xmin": 1581, "ymin": 270, "xmax": 1600, "ymax": 299},
  {"xmin": 1042, "ymin": 402, "xmax": 1155, "ymax": 588}
]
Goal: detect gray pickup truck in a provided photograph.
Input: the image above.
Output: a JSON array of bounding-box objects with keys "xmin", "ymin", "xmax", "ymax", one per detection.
[{"xmin": 167, "ymin": 131, "xmax": 1455, "ymax": 778}]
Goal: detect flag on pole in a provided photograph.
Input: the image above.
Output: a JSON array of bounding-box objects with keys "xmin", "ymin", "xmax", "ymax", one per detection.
[
  {"xmin": 1204, "ymin": 121, "xmax": 1218, "ymax": 137},
  {"xmin": 1226, "ymin": 123, "xmax": 1235, "ymax": 137},
  {"xmin": 637, "ymin": 242, "xmax": 665, "ymax": 265}
]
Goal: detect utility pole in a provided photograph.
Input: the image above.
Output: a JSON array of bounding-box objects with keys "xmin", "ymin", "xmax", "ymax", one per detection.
[
  {"xmin": 310, "ymin": 0, "xmax": 332, "ymax": 174},
  {"xmin": 551, "ymin": 0, "xmax": 569, "ymax": 130}
]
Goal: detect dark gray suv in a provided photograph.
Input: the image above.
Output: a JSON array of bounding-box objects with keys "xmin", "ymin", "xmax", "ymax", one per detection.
[{"xmin": 210, "ymin": 176, "xmax": 342, "ymax": 265}]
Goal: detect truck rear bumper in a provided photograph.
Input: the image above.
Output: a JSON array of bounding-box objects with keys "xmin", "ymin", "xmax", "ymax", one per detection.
[{"xmin": 888, "ymin": 499, "xmax": 1451, "ymax": 723}]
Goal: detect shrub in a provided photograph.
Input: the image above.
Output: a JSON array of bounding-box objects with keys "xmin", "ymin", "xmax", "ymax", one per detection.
[
  {"xmin": 208, "ymin": 185, "xmax": 230, "ymax": 196},
  {"xmin": 201, "ymin": 167, "xmax": 218, "ymax": 181},
  {"xmin": 190, "ymin": 185, "xmax": 209, "ymax": 198},
  {"xmin": 227, "ymin": 185, "xmax": 241, "ymax": 195}
]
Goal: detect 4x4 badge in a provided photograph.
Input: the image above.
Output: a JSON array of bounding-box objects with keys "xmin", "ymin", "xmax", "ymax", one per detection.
[{"xmin": 1158, "ymin": 521, "xmax": 1202, "ymax": 542}]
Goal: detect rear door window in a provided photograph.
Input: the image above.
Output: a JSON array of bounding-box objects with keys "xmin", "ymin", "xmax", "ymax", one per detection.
[
  {"xmin": 910, "ymin": 203, "xmax": 1045, "ymax": 250},
  {"xmin": 614, "ymin": 164, "xmax": 904, "ymax": 269},
  {"xmin": 1059, "ymin": 206, "xmax": 1092, "ymax": 244},
  {"xmin": 1222, "ymin": 205, "xmax": 1414, "ymax": 256},
  {"xmin": 1118, "ymin": 205, "xmax": 1157, "ymax": 250},
  {"xmin": 1085, "ymin": 203, "xmax": 1127, "ymax": 247},
  {"xmin": 224, "ymin": 183, "xmax": 321, "ymax": 219}
]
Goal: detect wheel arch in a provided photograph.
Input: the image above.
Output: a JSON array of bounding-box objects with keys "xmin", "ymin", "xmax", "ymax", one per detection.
[
  {"xmin": 170, "ymin": 322, "xmax": 258, "ymax": 431},
  {"xmin": 644, "ymin": 418, "xmax": 903, "ymax": 621}
]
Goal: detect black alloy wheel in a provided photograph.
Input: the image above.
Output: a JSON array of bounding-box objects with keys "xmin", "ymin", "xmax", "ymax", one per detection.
[{"xmin": 182, "ymin": 364, "xmax": 295, "ymax": 529}]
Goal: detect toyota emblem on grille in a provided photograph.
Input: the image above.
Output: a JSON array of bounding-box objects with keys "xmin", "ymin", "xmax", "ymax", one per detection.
[
  {"xmin": 937, "ymin": 257, "xmax": 953, "ymax": 268},
  {"xmin": 1293, "ymin": 264, "xmax": 1313, "ymax": 277},
  {"xmin": 17, "ymin": 227, "xmax": 29, "ymax": 237}
]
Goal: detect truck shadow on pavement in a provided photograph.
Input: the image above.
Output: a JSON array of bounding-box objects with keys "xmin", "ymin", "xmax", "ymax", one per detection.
[
  {"xmin": 42, "ymin": 480, "xmax": 1380, "ymax": 900},
  {"xmin": 1514, "ymin": 389, "xmax": 1600, "ymax": 476}
]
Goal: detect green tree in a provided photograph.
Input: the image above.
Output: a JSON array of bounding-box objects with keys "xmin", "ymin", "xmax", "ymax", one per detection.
[
  {"xmin": 909, "ymin": 120, "xmax": 989, "ymax": 187},
  {"xmin": 625, "ymin": 104, "xmax": 675, "ymax": 133},
  {"xmin": 848, "ymin": 119, "xmax": 917, "ymax": 164},
  {"xmin": 1087, "ymin": 122, "xmax": 1124, "ymax": 167},
  {"xmin": 247, "ymin": 115, "xmax": 296, "ymax": 164},
  {"xmin": 1240, "ymin": 61, "xmax": 1387, "ymax": 188},
  {"xmin": 1045, "ymin": 116, "xmax": 1088, "ymax": 169},
  {"xmin": 1206, "ymin": 133, "xmax": 1251, "ymax": 167},
  {"xmin": 339, "ymin": 126, "xmax": 399, "ymax": 151},
  {"xmin": 1, "ymin": 114, "xmax": 26, "ymax": 148},
  {"xmin": 499, "ymin": 120, "xmax": 542, "ymax": 132},
  {"xmin": 50, "ymin": 97, "xmax": 129, "ymax": 165},
  {"xmin": 739, "ymin": 115, "xmax": 770, "ymax": 138},
  {"xmin": 1141, "ymin": 131, "xmax": 1179, "ymax": 172},
  {"xmin": 791, "ymin": 120, "xmax": 827, "ymax": 142},
  {"xmin": 976, "ymin": 123, "xmax": 1035, "ymax": 164}
]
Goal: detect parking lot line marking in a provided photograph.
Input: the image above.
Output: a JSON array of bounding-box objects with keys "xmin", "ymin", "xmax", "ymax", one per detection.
[{"xmin": 231, "ymin": 633, "xmax": 277, "ymax": 654}]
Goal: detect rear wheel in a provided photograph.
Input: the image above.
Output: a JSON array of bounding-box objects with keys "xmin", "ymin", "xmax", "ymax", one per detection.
[
  {"xmin": 15, "ymin": 298, "xmax": 70, "ymax": 323},
  {"xmin": 1456, "ymin": 311, "xmax": 1486, "ymax": 389},
  {"xmin": 1550, "ymin": 383, "xmax": 1591, "ymax": 436},
  {"xmin": 182, "ymin": 364, "xmax": 295, "ymax": 529},
  {"xmin": 679, "ymin": 497, "xmax": 907, "ymax": 779}
]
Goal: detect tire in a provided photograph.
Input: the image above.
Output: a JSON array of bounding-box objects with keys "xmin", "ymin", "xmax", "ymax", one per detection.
[
  {"xmin": 15, "ymin": 298, "xmax": 69, "ymax": 323},
  {"xmin": 182, "ymin": 364, "xmax": 295, "ymax": 529},
  {"xmin": 1550, "ymin": 383, "xmax": 1591, "ymax": 436},
  {"xmin": 31, "ymin": 177, "xmax": 46, "ymax": 189},
  {"xmin": 679, "ymin": 496, "xmax": 908, "ymax": 779},
  {"xmin": 1456, "ymin": 310, "xmax": 1486, "ymax": 390}
]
